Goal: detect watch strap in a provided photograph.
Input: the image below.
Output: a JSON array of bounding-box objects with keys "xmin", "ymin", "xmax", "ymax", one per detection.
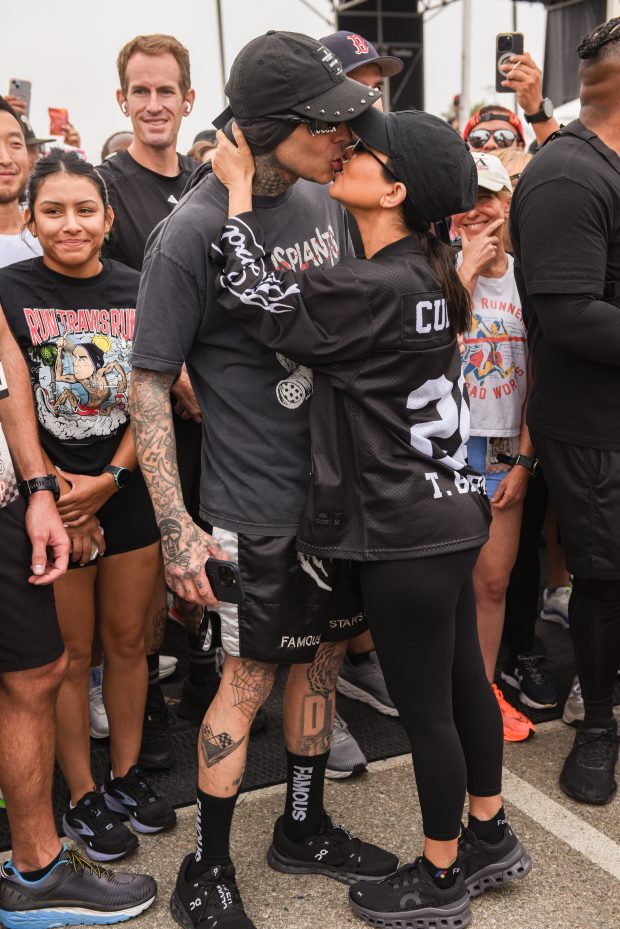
[
  {"xmin": 18, "ymin": 474, "xmax": 60, "ymax": 502},
  {"xmin": 102, "ymin": 464, "xmax": 130, "ymax": 489},
  {"xmin": 525, "ymin": 99, "xmax": 553, "ymax": 124}
]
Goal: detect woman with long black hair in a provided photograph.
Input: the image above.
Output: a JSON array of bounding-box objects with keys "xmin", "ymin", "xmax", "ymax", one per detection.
[
  {"xmin": 210, "ymin": 110, "xmax": 532, "ymax": 929},
  {"xmin": 0, "ymin": 149, "xmax": 175, "ymax": 864}
]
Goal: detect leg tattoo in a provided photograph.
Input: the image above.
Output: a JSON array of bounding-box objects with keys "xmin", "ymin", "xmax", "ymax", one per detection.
[
  {"xmin": 229, "ymin": 661, "xmax": 275, "ymax": 721},
  {"xmin": 200, "ymin": 722, "xmax": 245, "ymax": 768}
]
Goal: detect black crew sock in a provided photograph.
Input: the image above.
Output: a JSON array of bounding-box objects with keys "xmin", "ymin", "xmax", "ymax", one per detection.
[
  {"xmin": 347, "ymin": 650, "xmax": 372, "ymax": 666},
  {"xmin": 186, "ymin": 787, "xmax": 239, "ymax": 879},
  {"xmin": 467, "ymin": 805, "xmax": 506, "ymax": 845},
  {"xmin": 582, "ymin": 697, "xmax": 616, "ymax": 729},
  {"xmin": 20, "ymin": 848, "xmax": 64, "ymax": 881},
  {"xmin": 422, "ymin": 854, "xmax": 460, "ymax": 889},
  {"xmin": 282, "ymin": 750, "xmax": 329, "ymax": 842},
  {"xmin": 188, "ymin": 633, "xmax": 219, "ymax": 688}
]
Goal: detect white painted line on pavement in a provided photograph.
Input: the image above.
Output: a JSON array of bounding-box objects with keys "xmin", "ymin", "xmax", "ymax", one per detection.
[{"xmin": 501, "ymin": 767, "xmax": 620, "ymax": 881}]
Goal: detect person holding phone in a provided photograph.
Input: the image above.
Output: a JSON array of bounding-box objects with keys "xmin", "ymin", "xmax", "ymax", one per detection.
[
  {"xmin": 0, "ymin": 148, "xmax": 176, "ymax": 865},
  {"xmin": 210, "ymin": 109, "xmax": 531, "ymax": 929}
]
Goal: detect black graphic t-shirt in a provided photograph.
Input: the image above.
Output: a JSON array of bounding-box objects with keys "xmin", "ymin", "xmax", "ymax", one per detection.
[
  {"xmin": 0, "ymin": 257, "xmax": 139, "ymax": 474},
  {"xmin": 98, "ymin": 150, "xmax": 197, "ymax": 270}
]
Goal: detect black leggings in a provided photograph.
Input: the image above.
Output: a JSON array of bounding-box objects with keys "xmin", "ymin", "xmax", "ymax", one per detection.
[
  {"xmin": 570, "ymin": 577, "xmax": 620, "ymax": 726},
  {"xmin": 359, "ymin": 548, "xmax": 503, "ymax": 841}
]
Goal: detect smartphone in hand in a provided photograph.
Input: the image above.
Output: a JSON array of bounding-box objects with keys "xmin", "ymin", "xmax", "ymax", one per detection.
[
  {"xmin": 8, "ymin": 79, "xmax": 31, "ymax": 116},
  {"xmin": 496, "ymin": 33, "xmax": 524, "ymax": 93},
  {"xmin": 206, "ymin": 557, "xmax": 246, "ymax": 604}
]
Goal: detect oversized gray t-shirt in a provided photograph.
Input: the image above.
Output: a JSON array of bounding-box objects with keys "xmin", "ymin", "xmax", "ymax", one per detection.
[{"xmin": 132, "ymin": 171, "xmax": 351, "ymax": 535}]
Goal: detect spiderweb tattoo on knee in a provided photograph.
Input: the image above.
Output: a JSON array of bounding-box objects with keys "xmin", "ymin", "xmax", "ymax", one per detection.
[{"xmin": 229, "ymin": 661, "xmax": 274, "ymax": 720}]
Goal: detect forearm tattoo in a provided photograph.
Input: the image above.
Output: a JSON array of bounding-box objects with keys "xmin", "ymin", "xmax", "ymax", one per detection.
[
  {"xmin": 129, "ymin": 369, "xmax": 184, "ymax": 522},
  {"xmin": 200, "ymin": 721, "xmax": 245, "ymax": 768},
  {"xmin": 229, "ymin": 660, "xmax": 276, "ymax": 721}
]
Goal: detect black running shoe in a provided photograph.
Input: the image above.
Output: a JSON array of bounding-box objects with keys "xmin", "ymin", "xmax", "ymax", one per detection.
[
  {"xmin": 501, "ymin": 655, "xmax": 558, "ymax": 710},
  {"xmin": 170, "ymin": 854, "xmax": 256, "ymax": 929},
  {"xmin": 349, "ymin": 857, "xmax": 471, "ymax": 929},
  {"xmin": 458, "ymin": 823, "xmax": 532, "ymax": 897},
  {"xmin": 62, "ymin": 790, "xmax": 138, "ymax": 863},
  {"xmin": 138, "ymin": 699, "xmax": 174, "ymax": 770},
  {"xmin": 267, "ymin": 813, "xmax": 398, "ymax": 885},
  {"xmin": 560, "ymin": 723, "xmax": 619, "ymax": 805},
  {"xmin": 104, "ymin": 766, "xmax": 177, "ymax": 833},
  {"xmin": 177, "ymin": 677, "xmax": 267, "ymax": 733},
  {"xmin": 0, "ymin": 845, "xmax": 156, "ymax": 928}
]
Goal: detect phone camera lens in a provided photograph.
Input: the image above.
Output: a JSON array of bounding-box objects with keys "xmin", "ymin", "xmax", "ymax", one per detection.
[
  {"xmin": 219, "ymin": 566, "xmax": 236, "ymax": 587},
  {"xmin": 498, "ymin": 36, "xmax": 513, "ymax": 52}
]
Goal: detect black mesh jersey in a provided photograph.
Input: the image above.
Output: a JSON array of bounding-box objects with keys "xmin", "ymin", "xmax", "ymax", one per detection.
[{"xmin": 212, "ymin": 213, "xmax": 490, "ymax": 561}]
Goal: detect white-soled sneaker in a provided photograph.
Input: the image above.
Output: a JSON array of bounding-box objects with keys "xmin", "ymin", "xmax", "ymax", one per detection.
[
  {"xmin": 159, "ymin": 654, "xmax": 178, "ymax": 681},
  {"xmin": 326, "ymin": 713, "xmax": 367, "ymax": 779},
  {"xmin": 563, "ymin": 675, "xmax": 584, "ymax": 725},
  {"xmin": 540, "ymin": 585, "xmax": 572, "ymax": 629},
  {"xmin": 89, "ymin": 665, "xmax": 109, "ymax": 739}
]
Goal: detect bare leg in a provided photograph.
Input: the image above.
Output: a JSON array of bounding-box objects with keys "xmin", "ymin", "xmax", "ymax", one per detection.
[
  {"xmin": 283, "ymin": 642, "xmax": 347, "ymax": 755},
  {"xmin": 97, "ymin": 541, "xmax": 160, "ymax": 778},
  {"xmin": 347, "ymin": 629, "xmax": 375, "ymax": 655},
  {"xmin": 53, "ymin": 566, "xmax": 99, "ymax": 804},
  {"xmin": 143, "ymin": 557, "xmax": 167, "ymax": 656},
  {"xmin": 198, "ymin": 655, "xmax": 276, "ymax": 797},
  {"xmin": 0, "ymin": 654, "xmax": 68, "ymax": 871},
  {"xmin": 474, "ymin": 503, "xmax": 523, "ymax": 683}
]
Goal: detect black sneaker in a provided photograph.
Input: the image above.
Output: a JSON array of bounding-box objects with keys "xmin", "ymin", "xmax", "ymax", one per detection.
[
  {"xmin": 458, "ymin": 823, "xmax": 532, "ymax": 897},
  {"xmin": 349, "ymin": 858, "xmax": 471, "ymax": 929},
  {"xmin": 170, "ymin": 853, "xmax": 256, "ymax": 928},
  {"xmin": 139, "ymin": 697, "xmax": 174, "ymax": 770},
  {"xmin": 177, "ymin": 677, "xmax": 267, "ymax": 734},
  {"xmin": 0, "ymin": 845, "xmax": 156, "ymax": 928},
  {"xmin": 104, "ymin": 766, "xmax": 177, "ymax": 833},
  {"xmin": 267, "ymin": 813, "xmax": 398, "ymax": 885},
  {"xmin": 501, "ymin": 655, "xmax": 558, "ymax": 710},
  {"xmin": 559, "ymin": 723, "xmax": 619, "ymax": 805},
  {"xmin": 62, "ymin": 790, "xmax": 138, "ymax": 863}
]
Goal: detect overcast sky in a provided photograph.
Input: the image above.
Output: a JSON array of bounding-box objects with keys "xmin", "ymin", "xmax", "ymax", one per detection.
[{"xmin": 2, "ymin": 0, "xmax": 552, "ymax": 162}]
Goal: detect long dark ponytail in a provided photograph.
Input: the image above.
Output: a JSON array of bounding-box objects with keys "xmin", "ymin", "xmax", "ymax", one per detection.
[{"xmin": 384, "ymin": 162, "xmax": 472, "ymax": 335}]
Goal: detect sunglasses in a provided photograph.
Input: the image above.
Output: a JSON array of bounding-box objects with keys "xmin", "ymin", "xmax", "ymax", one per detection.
[
  {"xmin": 467, "ymin": 128, "xmax": 519, "ymax": 149},
  {"xmin": 271, "ymin": 113, "xmax": 340, "ymax": 136},
  {"xmin": 347, "ymin": 138, "xmax": 401, "ymax": 183}
]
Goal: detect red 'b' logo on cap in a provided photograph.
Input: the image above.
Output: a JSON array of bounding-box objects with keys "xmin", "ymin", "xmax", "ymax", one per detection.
[{"xmin": 347, "ymin": 34, "xmax": 369, "ymax": 56}]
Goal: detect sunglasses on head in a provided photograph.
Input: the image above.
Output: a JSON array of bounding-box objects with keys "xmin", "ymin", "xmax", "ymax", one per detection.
[
  {"xmin": 467, "ymin": 128, "xmax": 519, "ymax": 149},
  {"xmin": 347, "ymin": 138, "xmax": 401, "ymax": 183}
]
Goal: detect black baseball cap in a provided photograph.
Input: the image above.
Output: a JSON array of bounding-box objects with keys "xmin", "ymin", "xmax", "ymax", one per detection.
[
  {"xmin": 320, "ymin": 31, "xmax": 403, "ymax": 78},
  {"xmin": 193, "ymin": 129, "xmax": 217, "ymax": 146},
  {"xmin": 349, "ymin": 108, "xmax": 477, "ymax": 222},
  {"xmin": 213, "ymin": 30, "xmax": 381, "ymax": 128}
]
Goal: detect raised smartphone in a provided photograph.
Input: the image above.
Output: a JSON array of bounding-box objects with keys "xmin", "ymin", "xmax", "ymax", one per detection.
[{"xmin": 496, "ymin": 33, "xmax": 524, "ymax": 93}]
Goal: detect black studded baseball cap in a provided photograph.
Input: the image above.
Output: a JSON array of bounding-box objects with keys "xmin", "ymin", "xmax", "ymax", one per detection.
[
  {"xmin": 350, "ymin": 108, "xmax": 477, "ymax": 223},
  {"xmin": 213, "ymin": 30, "xmax": 381, "ymax": 128}
]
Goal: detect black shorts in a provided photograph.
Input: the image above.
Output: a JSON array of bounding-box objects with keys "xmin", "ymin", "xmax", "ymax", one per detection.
[
  {"xmin": 0, "ymin": 498, "xmax": 64, "ymax": 672},
  {"xmin": 205, "ymin": 527, "xmax": 366, "ymax": 663},
  {"xmin": 69, "ymin": 467, "xmax": 159, "ymax": 568},
  {"xmin": 532, "ymin": 430, "xmax": 620, "ymax": 579}
]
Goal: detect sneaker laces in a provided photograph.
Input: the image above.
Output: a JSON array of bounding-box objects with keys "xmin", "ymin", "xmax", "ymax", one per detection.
[
  {"xmin": 67, "ymin": 846, "xmax": 116, "ymax": 883},
  {"xmin": 317, "ymin": 812, "xmax": 362, "ymax": 861},
  {"xmin": 576, "ymin": 728, "xmax": 619, "ymax": 766},
  {"xmin": 380, "ymin": 858, "xmax": 421, "ymax": 889},
  {"xmin": 518, "ymin": 656, "xmax": 547, "ymax": 686},
  {"xmin": 191, "ymin": 865, "xmax": 244, "ymax": 922},
  {"xmin": 493, "ymin": 685, "xmax": 531, "ymax": 724},
  {"xmin": 331, "ymin": 713, "xmax": 350, "ymax": 744},
  {"xmin": 76, "ymin": 791, "xmax": 122, "ymax": 831},
  {"xmin": 113, "ymin": 768, "xmax": 159, "ymax": 805}
]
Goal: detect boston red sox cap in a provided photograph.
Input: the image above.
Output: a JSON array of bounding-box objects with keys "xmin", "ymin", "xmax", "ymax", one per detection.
[
  {"xmin": 350, "ymin": 107, "xmax": 477, "ymax": 223},
  {"xmin": 213, "ymin": 30, "xmax": 381, "ymax": 128},
  {"xmin": 320, "ymin": 30, "xmax": 403, "ymax": 78}
]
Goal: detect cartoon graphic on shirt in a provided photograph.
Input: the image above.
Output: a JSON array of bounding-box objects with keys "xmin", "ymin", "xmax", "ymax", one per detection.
[
  {"xmin": 23, "ymin": 306, "xmax": 134, "ymax": 442},
  {"xmin": 463, "ymin": 315, "xmax": 519, "ymax": 383},
  {"xmin": 276, "ymin": 352, "xmax": 313, "ymax": 410}
]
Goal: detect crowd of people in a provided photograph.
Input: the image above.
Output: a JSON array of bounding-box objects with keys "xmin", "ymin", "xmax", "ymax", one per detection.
[{"xmin": 0, "ymin": 13, "xmax": 618, "ymax": 929}]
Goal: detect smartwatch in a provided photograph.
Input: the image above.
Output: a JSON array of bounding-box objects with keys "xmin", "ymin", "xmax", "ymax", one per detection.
[
  {"xmin": 19, "ymin": 474, "xmax": 60, "ymax": 502},
  {"xmin": 496, "ymin": 453, "xmax": 537, "ymax": 474},
  {"xmin": 102, "ymin": 464, "xmax": 131, "ymax": 490},
  {"xmin": 524, "ymin": 98, "xmax": 554, "ymax": 124}
]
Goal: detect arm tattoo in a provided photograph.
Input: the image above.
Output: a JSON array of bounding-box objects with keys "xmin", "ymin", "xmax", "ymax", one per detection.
[
  {"xmin": 200, "ymin": 721, "xmax": 245, "ymax": 768},
  {"xmin": 229, "ymin": 660, "xmax": 275, "ymax": 721},
  {"xmin": 129, "ymin": 368, "xmax": 185, "ymax": 523}
]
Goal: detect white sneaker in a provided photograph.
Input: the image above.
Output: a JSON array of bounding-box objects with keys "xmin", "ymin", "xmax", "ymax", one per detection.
[
  {"xmin": 563, "ymin": 675, "xmax": 584, "ymax": 725},
  {"xmin": 158, "ymin": 654, "xmax": 178, "ymax": 681},
  {"xmin": 89, "ymin": 665, "xmax": 109, "ymax": 739},
  {"xmin": 540, "ymin": 585, "xmax": 572, "ymax": 629}
]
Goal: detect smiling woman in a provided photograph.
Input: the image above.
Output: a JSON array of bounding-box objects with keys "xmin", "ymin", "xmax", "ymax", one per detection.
[{"xmin": 0, "ymin": 147, "xmax": 175, "ymax": 864}]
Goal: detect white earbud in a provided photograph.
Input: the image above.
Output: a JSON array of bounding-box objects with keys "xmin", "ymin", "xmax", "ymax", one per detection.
[
  {"xmin": 121, "ymin": 104, "xmax": 128, "ymax": 116},
  {"xmin": 184, "ymin": 104, "xmax": 191, "ymax": 115}
]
